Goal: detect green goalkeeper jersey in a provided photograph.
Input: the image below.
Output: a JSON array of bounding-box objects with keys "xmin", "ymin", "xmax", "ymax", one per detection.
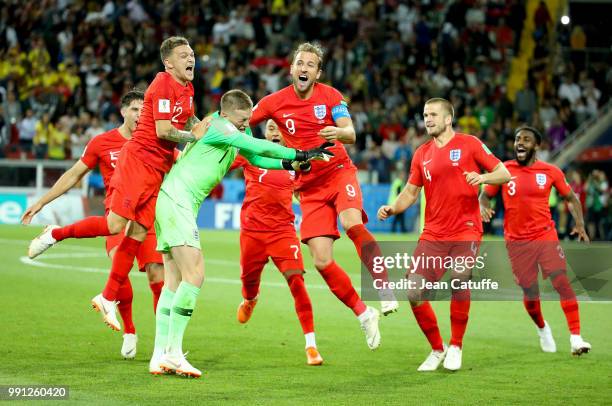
[{"xmin": 159, "ymin": 114, "xmax": 297, "ymax": 213}]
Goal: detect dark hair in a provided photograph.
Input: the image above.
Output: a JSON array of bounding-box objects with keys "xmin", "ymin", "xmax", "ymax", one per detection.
[
  {"xmin": 120, "ymin": 89, "xmax": 145, "ymax": 108},
  {"xmin": 514, "ymin": 126, "xmax": 542, "ymax": 145},
  {"xmin": 160, "ymin": 36, "xmax": 190, "ymax": 63},
  {"xmin": 220, "ymin": 89, "xmax": 253, "ymax": 112}
]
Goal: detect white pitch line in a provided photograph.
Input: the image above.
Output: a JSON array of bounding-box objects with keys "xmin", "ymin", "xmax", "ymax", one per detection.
[
  {"xmin": 9, "ymin": 238, "xmax": 611, "ymax": 303},
  {"xmin": 18, "ymin": 255, "xmax": 330, "ymax": 290}
]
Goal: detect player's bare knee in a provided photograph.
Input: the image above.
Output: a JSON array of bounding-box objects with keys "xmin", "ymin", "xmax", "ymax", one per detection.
[
  {"xmin": 339, "ymin": 211, "xmax": 362, "ymax": 230},
  {"xmin": 314, "ymin": 256, "xmax": 332, "ymax": 271},
  {"xmin": 107, "ymin": 215, "xmax": 127, "ymax": 234},
  {"xmin": 145, "ymin": 263, "xmax": 164, "ymax": 283}
]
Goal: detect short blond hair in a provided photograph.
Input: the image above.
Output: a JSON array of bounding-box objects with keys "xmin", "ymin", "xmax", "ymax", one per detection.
[
  {"xmin": 220, "ymin": 89, "xmax": 253, "ymax": 112},
  {"xmin": 160, "ymin": 36, "xmax": 190, "ymax": 63},
  {"xmin": 292, "ymin": 42, "xmax": 324, "ymax": 70},
  {"xmin": 425, "ymin": 97, "xmax": 454, "ymax": 121}
]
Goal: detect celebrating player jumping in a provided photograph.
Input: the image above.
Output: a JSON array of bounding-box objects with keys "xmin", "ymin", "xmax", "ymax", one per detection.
[
  {"xmin": 231, "ymin": 119, "xmax": 323, "ymax": 366},
  {"xmin": 250, "ymin": 42, "xmax": 390, "ymax": 351},
  {"xmin": 378, "ymin": 98, "xmax": 511, "ymax": 371},
  {"xmin": 151, "ymin": 90, "xmax": 332, "ymax": 377},
  {"xmin": 22, "ymin": 90, "xmax": 164, "ymax": 359},
  {"xmin": 480, "ymin": 126, "xmax": 591, "ymax": 356},
  {"xmin": 27, "ymin": 36, "xmax": 207, "ymax": 331}
]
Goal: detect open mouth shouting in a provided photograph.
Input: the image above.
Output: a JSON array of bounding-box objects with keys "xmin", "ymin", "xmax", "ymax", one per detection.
[{"xmin": 516, "ymin": 145, "xmax": 527, "ymax": 160}]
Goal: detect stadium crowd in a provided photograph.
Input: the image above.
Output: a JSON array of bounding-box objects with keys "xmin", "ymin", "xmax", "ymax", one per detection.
[{"xmin": 0, "ymin": 0, "xmax": 609, "ymax": 239}]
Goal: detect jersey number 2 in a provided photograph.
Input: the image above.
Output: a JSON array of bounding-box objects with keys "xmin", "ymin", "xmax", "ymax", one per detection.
[{"xmin": 171, "ymin": 106, "xmax": 183, "ymax": 123}]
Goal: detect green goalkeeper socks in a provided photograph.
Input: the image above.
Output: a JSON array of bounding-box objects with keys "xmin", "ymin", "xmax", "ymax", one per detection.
[
  {"xmin": 154, "ymin": 287, "xmax": 175, "ymax": 356},
  {"xmin": 167, "ymin": 281, "xmax": 201, "ymax": 355}
]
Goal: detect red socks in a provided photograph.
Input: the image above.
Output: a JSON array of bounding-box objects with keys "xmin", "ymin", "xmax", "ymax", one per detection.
[
  {"xmin": 240, "ymin": 268, "xmax": 263, "ymax": 300},
  {"xmin": 411, "ymin": 302, "xmax": 444, "ymax": 351},
  {"xmin": 287, "ymin": 274, "xmax": 314, "ymax": 334},
  {"xmin": 449, "ymin": 289, "xmax": 471, "ymax": 348},
  {"xmin": 51, "ymin": 216, "xmax": 111, "ymax": 241},
  {"xmin": 102, "ymin": 236, "xmax": 141, "ymax": 301},
  {"xmin": 149, "ymin": 281, "xmax": 164, "ymax": 313},
  {"xmin": 346, "ymin": 224, "xmax": 389, "ymax": 283},
  {"xmin": 116, "ymin": 278, "xmax": 135, "ymax": 334},
  {"xmin": 551, "ymin": 273, "xmax": 580, "ymax": 334},
  {"xmin": 318, "ymin": 261, "xmax": 367, "ymax": 316},
  {"xmin": 523, "ymin": 297, "xmax": 545, "ymax": 328}
]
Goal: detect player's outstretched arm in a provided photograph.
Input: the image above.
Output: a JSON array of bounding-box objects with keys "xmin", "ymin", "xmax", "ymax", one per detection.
[
  {"xmin": 318, "ymin": 116, "xmax": 356, "ymax": 144},
  {"xmin": 21, "ymin": 160, "xmax": 90, "ymax": 225},
  {"xmin": 464, "ymin": 163, "xmax": 511, "ymax": 186},
  {"xmin": 377, "ymin": 183, "xmax": 421, "ymax": 220},
  {"xmin": 478, "ymin": 191, "xmax": 496, "ymax": 223},
  {"xmin": 565, "ymin": 190, "xmax": 590, "ymax": 242}
]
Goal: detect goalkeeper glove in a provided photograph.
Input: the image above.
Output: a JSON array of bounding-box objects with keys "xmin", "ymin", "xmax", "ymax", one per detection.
[
  {"xmin": 294, "ymin": 142, "xmax": 335, "ymax": 162},
  {"xmin": 282, "ymin": 160, "xmax": 312, "ymax": 172}
]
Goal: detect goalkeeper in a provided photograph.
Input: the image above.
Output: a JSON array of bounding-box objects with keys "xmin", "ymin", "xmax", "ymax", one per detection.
[{"xmin": 150, "ymin": 89, "xmax": 333, "ymax": 377}]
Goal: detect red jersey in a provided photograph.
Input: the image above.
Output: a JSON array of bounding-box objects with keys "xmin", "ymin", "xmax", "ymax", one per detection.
[
  {"xmin": 80, "ymin": 128, "xmax": 126, "ymax": 207},
  {"xmin": 408, "ymin": 133, "xmax": 501, "ymax": 238},
  {"xmin": 126, "ymin": 72, "xmax": 194, "ymax": 173},
  {"xmin": 250, "ymin": 83, "xmax": 355, "ymax": 188},
  {"xmin": 231, "ymin": 155, "xmax": 296, "ymax": 232},
  {"xmin": 484, "ymin": 160, "xmax": 571, "ymax": 241}
]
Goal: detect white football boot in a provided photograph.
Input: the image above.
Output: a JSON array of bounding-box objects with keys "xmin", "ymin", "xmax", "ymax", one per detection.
[
  {"xmin": 359, "ymin": 307, "xmax": 381, "ymax": 350},
  {"xmin": 443, "ymin": 345, "xmax": 462, "ymax": 371},
  {"xmin": 160, "ymin": 352, "xmax": 202, "ymax": 378},
  {"xmin": 570, "ymin": 335, "xmax": 591, "ymax": 356},
  {"xmin": 417, "ymin": 345, "xmax": 448, "ymax": 372},
  {"xmin": 91, "ymin": 293, "xmax": 121, "ymax": 331},
  {"xmin": 537, "ymin": 321, "xmax": 557, "ymax": 353},
  {"xmin": 28, "ymin": 225, "xmax": 60, "ymax": 259},
  {"xmin": 149, "ymin": 351, "xmax": 165, "ymax": 375},
  {"xmin": 121, "ymin": 333, "xmax": 137, "ymax": 359},
  {"xmin": 379, "ymin": 289, "xmax": 399, "ymax": 316}
]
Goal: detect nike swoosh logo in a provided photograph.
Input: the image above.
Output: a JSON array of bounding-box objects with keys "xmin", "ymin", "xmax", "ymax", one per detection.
[
  {"xmin": 423, "ymin": 159, "xmax": 432, "ymax": 165},
  {"xmin": 511, "ymin": 176, "xmax": 517, "ymax": 179},
  {"xmin": 282, "ymin": 113, "xmax": 294, "ymax": 118}
]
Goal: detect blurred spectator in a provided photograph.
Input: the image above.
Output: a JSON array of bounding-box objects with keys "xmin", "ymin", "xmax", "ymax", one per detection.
[
  {"xmin": 85, "ymin": 117, "xmax": 106, "ymax": 139},
  {"xmin": 33, "ymin": 112, "xmax": 53, "ymax": 159},
  {"xmin": 586, "ymin": 170, "xmax": 608, "ymax": 240},
  {"xmin": 17, "ymin": 108, "xmax": 37, "ymax": 155},
  {"xmin": 514, "ymin": 81, "xmax": 537, "ymax": 123},
  {"xmin": 5, "ymin": 90, "xmax": 22, "ymax": 123},
  {"xmin": 533, "ymin": 1, "xmax": 551, "ymax": 41},
  {"xmin": 387, "ymin": 169, "xmax": 408, "ymax": 233},
  {"xmin": 457, "ymin": 105, "xmax": 481, "ymax": 135},
  {"xmin": 47, "ymin": 118, "xmax": 69, "ymax": 160},
  {"xmin": 558, "ymin": 76, "xmax": 581, "ymax": 106},
  {"xmin": 547, "ymin": 117, "xmax": 568, "ymax": 150}
]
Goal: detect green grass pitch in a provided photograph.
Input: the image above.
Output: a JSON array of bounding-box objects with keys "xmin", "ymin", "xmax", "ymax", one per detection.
[{"xmin": 1, "ymin": 224, "xmax": 610, "ymax": 405}]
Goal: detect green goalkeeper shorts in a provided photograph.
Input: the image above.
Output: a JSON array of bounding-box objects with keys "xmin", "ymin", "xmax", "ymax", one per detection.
[{"xmin": 155, "ymin": 190, "xmax": 201, "ymax": 253}]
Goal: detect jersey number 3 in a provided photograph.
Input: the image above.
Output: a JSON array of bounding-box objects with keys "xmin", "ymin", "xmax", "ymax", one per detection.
[{"xmin": 508, "ymin": 180, "xmax": 516, "ymax": 196}]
